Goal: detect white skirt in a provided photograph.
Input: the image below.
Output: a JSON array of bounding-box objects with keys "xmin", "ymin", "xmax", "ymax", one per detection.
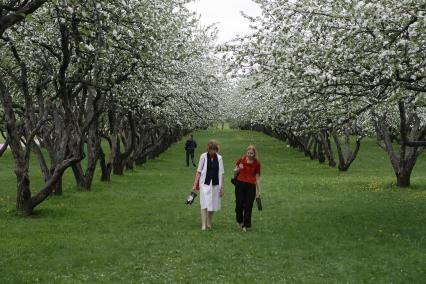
[{"xmin": 199, "ymin": 181, "xmax": 221, "ymax": 211}]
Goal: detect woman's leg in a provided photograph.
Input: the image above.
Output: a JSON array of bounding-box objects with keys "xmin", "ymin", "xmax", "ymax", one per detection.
[
  {"xmin": 235, "ymin": 182, "xmax": 244, "ymax": 227},
  {"xmin": 207, "ymin": 211, "xmax": 214, "ymax": 229},
  {"xmin": 190, "ymin": 151, "xmax": 196, "ymax": 166},
  {"xmin": 243, "ymin": 184, "xmax": 256, "ymax": 229},
  {"xmin": 201, "ymin": 208, "xmax": 207, "ymax": 230}
]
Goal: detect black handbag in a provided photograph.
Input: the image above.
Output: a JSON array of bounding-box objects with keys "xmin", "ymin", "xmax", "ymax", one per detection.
[
  {"xmin": 231, "ymin": 157, "xmax": 244, "ymax": 185},
  {"xmin": 256, "ymin": 197, "xmax": 262, "ymax": 211},
  {"xmin": 231, "ymin": 173, "xmax": 238, "ymax": 185}
]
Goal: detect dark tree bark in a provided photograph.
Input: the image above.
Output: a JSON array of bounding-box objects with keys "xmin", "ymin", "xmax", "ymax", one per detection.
[
  {"xmin": 374, "ymin": 101, "xmax": 424, "ymax": 187},
  {"xmin": 70, "ymin": 87, "xmax": 104, "ymax": 190},
  {"xmin": 306, "ymin": 135, "xmax": 315, "ymax": 160},
  {"xmin": 99, "ymin": 134, "xmax": 112, "ymax": 181},
  {"xmin": 317, "ymin": 138, "xmax": 326, "ymax": 164},
  {"xmin": 332, "ymin": 131, "xmax": 361, "ymax": 171},
  {"xmin": 1, "ymin": 78, "xmax": 81, "ymax": 214},
  {"xmin": 71, "ymin": 125, "xmax": 100, "ymax": 189},
  {"xmin": 312, "ymin": 134, "xmax": 318, "ymax": 160},
  {"xmin": 0, "ymin": 0, "xmax": 48, "ymax": 36},
  {"xmin": 0, "ymin": 137, "xmax": 9, "ymax": 157},
  {"xmin": 320, "ymin": 130, "xmax": 336, "ymax": 167},
  {"xmin": 0, "ymin": 17, "xmax": 90, "ymax": 212},
  {"xmin": 111, "ymin": 113, "xmax": 136, "ymax": 175}
]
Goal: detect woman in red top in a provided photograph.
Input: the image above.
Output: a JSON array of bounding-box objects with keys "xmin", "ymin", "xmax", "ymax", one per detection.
[{"xmin": 234, "ymin": 145, "xmax": 262, "ymax": 231}]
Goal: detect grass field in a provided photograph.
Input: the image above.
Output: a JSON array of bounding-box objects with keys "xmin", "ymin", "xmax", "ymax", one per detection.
[{"xmin": 1, "ymin": 128, "xmax": 426, "ymax": 283}]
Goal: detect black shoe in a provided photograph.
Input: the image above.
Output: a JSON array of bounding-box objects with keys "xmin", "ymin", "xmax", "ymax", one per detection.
[{"xmin": 192, "ymin": 163, "xmax": 196, "ymax": 167}]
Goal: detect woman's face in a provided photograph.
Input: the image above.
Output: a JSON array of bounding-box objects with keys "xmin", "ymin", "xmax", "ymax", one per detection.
[
  {"xmin": 208, "ymin": 149, "xmax": 217, "ymax": 156},
  {"xmin": 246, "ymin": 149, "xmax": 255, "ymax": 158}
]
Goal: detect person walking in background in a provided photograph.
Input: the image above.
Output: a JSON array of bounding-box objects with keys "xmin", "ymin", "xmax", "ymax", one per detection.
[
  {"xmin": 234, "ymin": 145, "xmax": 262, "ymax": 232},
  {"xmin": 185, "ymin": 134, "xmax": 197, "ymax": 167},
  {"xmin": 192, "ymin": 140, "xmax": 224, "ymax": 230}
]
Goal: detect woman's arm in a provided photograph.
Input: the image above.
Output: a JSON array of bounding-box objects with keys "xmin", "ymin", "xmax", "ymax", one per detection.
[
  {"xmin": 193, "ymin": 154, "xmax": 204, "ymax": 191},
  {"xmin": 234, "ymin": 158, "xmax": 243, "ymax": 175},
  {"xmin": 192, "ymin": 171, "xmax": 200, "ymax": 191},
  {"xmin": 220, "ymin": 173, "xmax": 225, "ymax": 197},
  {"xmin": 220, "ymin": 157, "xmax": 225, "ymax": 196},
  {"xmin": 255, "ymin": 174, "xmax": 262, "ymax": 197}
]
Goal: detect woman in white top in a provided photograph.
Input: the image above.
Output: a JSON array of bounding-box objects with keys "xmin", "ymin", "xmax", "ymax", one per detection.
[{"xmin": 192, "ymin": 140, "xmax": 225, "ymax": 230}]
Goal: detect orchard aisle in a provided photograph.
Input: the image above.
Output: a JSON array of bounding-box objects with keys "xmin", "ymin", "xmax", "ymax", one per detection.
[{"xmin": 1, "ymin": 128, "xmax": 426, "ymax": 283}]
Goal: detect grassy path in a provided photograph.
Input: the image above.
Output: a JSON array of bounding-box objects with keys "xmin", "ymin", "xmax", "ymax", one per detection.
[{"xmin": 1, "ymin": 128, "xmax": 426, "ymax": 283}]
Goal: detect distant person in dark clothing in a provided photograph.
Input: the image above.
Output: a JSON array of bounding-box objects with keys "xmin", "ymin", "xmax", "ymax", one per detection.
[{"xmin": 185, "ymin": 134, "xmax": 197, "ymax": 167}]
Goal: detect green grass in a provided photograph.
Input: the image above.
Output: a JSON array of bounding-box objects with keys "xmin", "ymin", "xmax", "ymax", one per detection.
[{"xmin": 1, "ymin": 129, "xmax": 426, "ymax": 283}]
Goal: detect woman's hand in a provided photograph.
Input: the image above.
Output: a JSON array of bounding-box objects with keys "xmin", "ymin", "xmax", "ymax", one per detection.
[
  {"xmin": 220, "ymin": 187, "xmax": 224, "ymax": 197},
  {"xmin": 193, "ymin": 172, "xmax": 201, "ymax": 191},
  {"xmin": 255, "ymin": 174, "xmax": 261, "ymax": 198},
  {"xmin": 234, "ymin": 164, "xmax": 243, "ymax": 175}
]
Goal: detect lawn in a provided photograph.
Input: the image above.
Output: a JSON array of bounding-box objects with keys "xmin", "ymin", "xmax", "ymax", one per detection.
[{"xmin": 1, "ymin": 128, "xmax": 426, "ymax": 283}]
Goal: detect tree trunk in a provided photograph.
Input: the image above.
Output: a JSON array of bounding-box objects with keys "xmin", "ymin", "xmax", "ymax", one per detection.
[
  {"xmin": 135, "ymin": 156, "xmax": 147, "ymax": 165},
  {"xmin": 112, "ymin": 152, "xmax": 124, "ymax": 175},
  {"xmin": 306, "ymin": 135, "xmax": 315, "ymax": 160},
  {"xmin": 374, "ymin": 107, "xmax": 423, "ymax": 188},
  {"xmin": 71, "ymin": 129, "xmax": 100, "ymax": 189},
  {"xmin": 51, "ymin": 174, "xmax": 63, "ymax": 196},
  {"xmin": 0, "ymin": 138, "xmax": 9, "ymax": 157},
  {"xmin": 111, "ymin": 113, "xmax": 136, "ymax": 175},
  {"xmin": 317, "ymin": 140, "xmax": 325, "ymax": 164},
  {"xmin": 312, "ymin": 135, "xmax": 318, "ymax": 160},
  {"xmin": 99, "ymin": 146, "xmax": 112, "ymax": 182},
  {"xmin": 396, "ymin": 170, "xmax": 411, "ymax": 187},
  {"xmin": 125, "ymin": 156, "xmax": 134, "ymax": 170},
  {"xmin": 71, "ymin": 161, "xmax": 97, "ymax": 190},
  {"xmin": 331, "ymin": 132, "xmax": 361, "ymax": 172},
  {"xmin": 320, "ymin": 130, "xmax": 336, "ymax": 167},
  {"xmin": 15, "ymin": 165, "xmax": 32, "ymax": 214}
]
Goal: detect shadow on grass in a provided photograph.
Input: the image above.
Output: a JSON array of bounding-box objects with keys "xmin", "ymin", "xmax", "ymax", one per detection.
[{"xmin": 4, "ymin": 206, "xmax": 68, "ymax": 219}]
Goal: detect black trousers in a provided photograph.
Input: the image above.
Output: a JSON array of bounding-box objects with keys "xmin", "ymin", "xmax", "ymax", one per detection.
[
  {"xmin": 186, "ymin": 150, "xmax": 195, "ymax": 166},
  {"xmin": 235, "ymin": 181, "xmax": 256, "ymax": 228}
]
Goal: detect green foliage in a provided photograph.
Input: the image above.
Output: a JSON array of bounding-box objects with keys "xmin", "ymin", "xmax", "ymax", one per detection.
[
  {"xmin": 24, "ymin": 14, "xmax": 34, "ymax": 23},
  {"xmin": 1, "ymin": 129, "xmax": 426, "ymax": 282}
]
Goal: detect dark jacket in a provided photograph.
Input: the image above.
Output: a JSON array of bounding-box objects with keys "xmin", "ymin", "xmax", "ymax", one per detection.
[{"xmin": 185, "ymin": 139, "xmax": 197, "ymax": 152}]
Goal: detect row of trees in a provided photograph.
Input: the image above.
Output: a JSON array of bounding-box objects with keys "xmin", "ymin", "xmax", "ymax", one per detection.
[
  {"xmin": 0, "ymin": 0, "xmax": 225, "ymax": 214},
  {"xmin": 223, "ymin": 0, "xmax": 426, "ymax": 187}
]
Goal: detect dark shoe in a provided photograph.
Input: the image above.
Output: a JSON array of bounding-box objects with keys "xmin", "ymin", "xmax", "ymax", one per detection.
[{"xmin": 192, "ymin": 163, "xmax": 196, "ymax": 167}]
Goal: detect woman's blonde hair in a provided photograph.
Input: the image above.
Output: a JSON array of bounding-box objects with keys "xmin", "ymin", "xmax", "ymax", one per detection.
[
  {"xmin": 207, "ymin": 139, "xmax": 219, "ymax": 151},
  {"xmin": 247, "ymin": 144, "xmax": 256, "ymax": 157}
]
